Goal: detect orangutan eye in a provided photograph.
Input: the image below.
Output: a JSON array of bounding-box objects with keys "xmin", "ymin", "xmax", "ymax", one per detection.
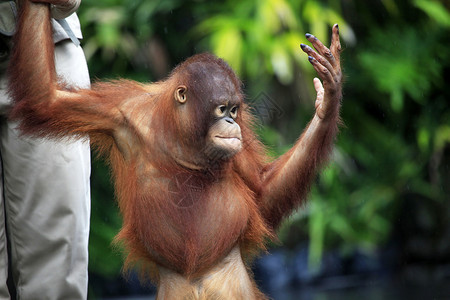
[
  {"xmin": 230, "ymin": 106, "xmax": 238, "ymax": 118},
  {"xmin": 215, "ymin": 105, "xmax": 227, "ymax": 117}
]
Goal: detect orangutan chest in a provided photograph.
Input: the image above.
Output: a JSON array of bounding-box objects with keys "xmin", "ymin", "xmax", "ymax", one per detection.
[
  {"xmin": 134, "ymin": 173, "xmax": 252, "ymax": 274},
  {"xmin": 166, "ymin": 173, "xmax": 250, "ymax": 235}
]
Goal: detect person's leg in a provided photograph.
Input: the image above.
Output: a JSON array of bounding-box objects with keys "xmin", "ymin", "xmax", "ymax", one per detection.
[
  {"xmin": 0, "ymin": 40, "xmax": 91, "ymax": 299},
  {"xmin": 0, "ymin": 141, "xmax": 11, "ymax": 299},
  {"xmin": 0, "ymin": 36, "xmax": 13, "ymax": 298}
]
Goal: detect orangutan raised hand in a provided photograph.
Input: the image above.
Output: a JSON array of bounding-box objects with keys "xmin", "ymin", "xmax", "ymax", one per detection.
[{"xmin": 301, "ymin": 24, "xmax": 342, "ymax": 121}]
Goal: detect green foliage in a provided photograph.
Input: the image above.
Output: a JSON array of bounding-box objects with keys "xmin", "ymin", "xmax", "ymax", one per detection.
[
  {"xmin": 359, "ymin": 27, "xmax": 446, "ymax": 111},
  {"xmin": 79, "ymin": 0, "xmax": 450, "ymax": 278},
  {"xmin": 195, "ymin": 0, "xmax": 351, "ymax": 84},
  {"xmin": 88, "ymin": 158, "xmax": 123, "ymax": 277},
  {"xmin": 79, "ymin": 0, "xmax": 184, "ymax": 77},
  {"xmin": 414, "ymin": 0, "xmax": 450, "ymax": 27}
]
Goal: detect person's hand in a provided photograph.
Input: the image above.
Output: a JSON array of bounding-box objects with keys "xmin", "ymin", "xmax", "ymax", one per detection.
[
  {"xmin": 30, "ymin": 0, "xmax": 75, "ymax": 6},
  {"xmin": 30, "ymin": 0, "xmax": 80, "ymax": 20}
]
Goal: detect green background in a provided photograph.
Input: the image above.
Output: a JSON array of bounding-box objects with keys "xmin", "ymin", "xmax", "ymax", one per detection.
[{"xmin": 76, "ymin": 0, "xmax": 450, "ymax": 297}]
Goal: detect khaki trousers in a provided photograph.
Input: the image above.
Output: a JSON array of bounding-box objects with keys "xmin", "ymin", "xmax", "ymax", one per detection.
[{"xmin": 0, "ymin": 39, "xmax": 91, "ymax": 299}]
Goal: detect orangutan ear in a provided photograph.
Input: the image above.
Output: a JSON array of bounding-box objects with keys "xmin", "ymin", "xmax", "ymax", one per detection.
[{"xmin": 175, "ymin": 85, "xmax": 187, "ymax": 104}]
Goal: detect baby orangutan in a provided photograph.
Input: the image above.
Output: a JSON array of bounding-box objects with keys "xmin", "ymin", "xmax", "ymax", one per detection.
[{"xmin": 9, "ymin": 1, "xmax": 342, "ymax": 299}]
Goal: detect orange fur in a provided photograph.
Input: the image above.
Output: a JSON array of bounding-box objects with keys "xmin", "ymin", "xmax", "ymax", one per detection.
[{"xmin": 9, "ymin": 1, "xmax": 341, "ymax": 298}]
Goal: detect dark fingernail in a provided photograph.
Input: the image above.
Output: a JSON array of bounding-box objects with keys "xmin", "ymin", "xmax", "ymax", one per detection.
[
  {"xmin": 308, "ymin": 56, "xmax": 315, "ymax": 62},
  {"xmin": 305, "ymin": 33, "xmax": 312, "ymax": 39},
  {"xmin": 300, "ymin": 43, "xmax": 306, "ymax": 49},
  {"xmin": 336, "ymin": 24, "xmax": 339, "ymax": 33}
]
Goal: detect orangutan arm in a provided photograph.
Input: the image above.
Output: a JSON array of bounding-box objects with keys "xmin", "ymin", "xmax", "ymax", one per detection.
[{"xmin": 259, "ymin": 24, "xmax": 342, "ymax": 229}]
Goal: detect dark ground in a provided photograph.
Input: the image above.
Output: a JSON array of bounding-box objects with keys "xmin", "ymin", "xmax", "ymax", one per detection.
[{"xmin": 92, "ymin": 244, "xmax": 450, "ymax": 300}]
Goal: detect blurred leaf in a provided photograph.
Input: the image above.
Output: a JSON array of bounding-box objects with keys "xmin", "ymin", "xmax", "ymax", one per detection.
[
  {"xmin": 381, "ymin": 0, "xmax": 399, "ymax": 15},
  {"xmin": 271, "ymin": 43, "xmax": 293, "ymax": 84},
  {"xmin": 417, "ymin": 127, "xmax": 431, "ymax": 153},
  {"xmin": 435, "ymin": 125, "xmax": 450, "ymax": 150},
  {"xmin": 414, "ymin": 0, "xmax": 450, "ymax": 27},
  {"xmin": 308, "ymin": 198, "xmax": 326, "ymax": 267},
  {"xmin": 329, "ymin": 215, "xmax": 356, "ymax": 241},
  {"xmin": 212, "ymin": 28, "xmax": 243, "ymax": 74}
]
